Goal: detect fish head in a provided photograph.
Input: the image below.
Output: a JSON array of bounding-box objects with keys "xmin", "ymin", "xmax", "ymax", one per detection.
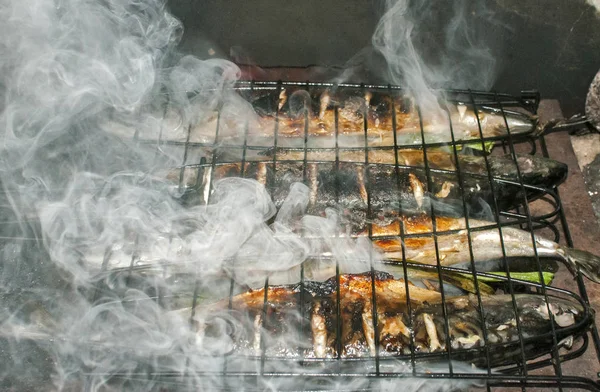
[
  {"xmin": 517, "ymin": 295, "xmax": 584, "ymax": 332},
  {"xmin": 447, "ymin": 104, "xmax": 535, "ymax": 139},
  {"xmin": 512, "ymin": 155, "xmax": 569, "ymax": 188},
  {"xmin": 503, "ymin": 111, "xmax": 538, "ymax": 135},
  {"xmin": 477, "ymin": 108, "xmax": 537, "ymax": 136},
  {"xmin": 480, "ymin": 154, "xmax": 568, "ymax": 199}
]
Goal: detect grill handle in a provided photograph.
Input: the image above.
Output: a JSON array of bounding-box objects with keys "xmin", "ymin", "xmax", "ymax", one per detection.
[
  {"xmin": 540, "ymin": 67, "xmax": 600, "ymax": 136},
  {"xmin": 540, "ymin": 114, "xmax": 599, "ymax": 136}
]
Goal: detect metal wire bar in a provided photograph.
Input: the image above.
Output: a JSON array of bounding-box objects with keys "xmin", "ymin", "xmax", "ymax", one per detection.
[
  {"xmin": 466, "ymin": 90, "xmax": 531, "ymax": 377},
  {"xmin": 389, "ymin": 85, "xmax": 419, "ymax": 376},
  {"xmin": 442, "ymin": 101, "xmax": 494, "ymax": 391},
  {"xmin": 127, "ymin": 372, "xmax": 599, "ymax": 390},
  {"xmin": 101, "ymin": 371, "xmax": 600, "ymax": 392},
  {"xmin": 494, "ymin": 94, "xmax": 565, "ymax": 389},
  {"xmin": 333, "ymin": 88, "xmax": 344, "ymax": 375},
  {"xmin": 414, "ymin": 101, "xmax": 454, "ymax": 373},
  {"xmin": 141, "ymin": 133, "xmax": 537, "ymax": 151},
  {"xmin": 498, "ymin": 332, "xmax": 590, "ymax": 374},
  {"xmin": 361, "ymin": 84, "xmax": 381, "ymax": 375}
]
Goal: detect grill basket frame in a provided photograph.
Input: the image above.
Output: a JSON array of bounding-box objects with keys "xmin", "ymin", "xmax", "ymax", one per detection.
[{"xmin": 90, "ymin": 81, "xmax": 600, "ymax": 391}]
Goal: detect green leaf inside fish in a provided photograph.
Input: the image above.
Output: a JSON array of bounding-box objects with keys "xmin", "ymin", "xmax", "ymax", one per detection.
[
  {"xmin": 407, "ymin": 269, "xmax": 495, "ymax": 295},
  {"xmin": 458, "ymin": 271, "xmax": 555, "ymax": 286},
  {"xmin": 403, "ymin": 268, "xmax": 554, "ymax": 295},
  {"xmin": 462, "ymin": 141, "xmax": 495, "ymax": 153}
]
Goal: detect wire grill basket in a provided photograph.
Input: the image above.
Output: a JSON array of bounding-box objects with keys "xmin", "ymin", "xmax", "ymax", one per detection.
[{"xmin": 40, "ymin": 82, "xmax": 600, "ymax": 390}]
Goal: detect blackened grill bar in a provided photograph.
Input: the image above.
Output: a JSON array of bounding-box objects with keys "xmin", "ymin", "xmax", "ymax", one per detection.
[{"xmin": 91, "ymin": 83, "xmax": 600, "ymax": 391}]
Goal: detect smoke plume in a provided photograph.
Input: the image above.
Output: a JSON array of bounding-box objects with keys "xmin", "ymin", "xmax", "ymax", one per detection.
[
  {"xmin": 0, "ymin": 0, "xmax": 492, "ymax": 390},
  {"xmin": 370, "ymin": 0, "xmax": 501, "ymax": 118}
]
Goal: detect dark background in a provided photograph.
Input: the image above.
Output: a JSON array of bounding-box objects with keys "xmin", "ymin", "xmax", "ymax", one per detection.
[{"xmin": 168, "ymin": 0, "xmax": 600, "ymax": 116}]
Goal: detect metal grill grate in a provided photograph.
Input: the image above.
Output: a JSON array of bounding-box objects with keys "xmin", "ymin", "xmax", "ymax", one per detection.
[{"xmin": 95, "ymin": 82, "xmax": 600, "ymax": 391}]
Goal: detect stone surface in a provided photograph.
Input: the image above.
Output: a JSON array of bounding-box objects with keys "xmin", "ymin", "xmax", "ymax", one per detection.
[
  {"xmin": 539, "ymin": 100, "xmax": 600, "ymax": 383},
  {"xmin": 585, "ymin": 154, "xmax": 600, "ymax": 224},
  {"xmin": 586, "ymin": 68, "xmax": 600, "ymax": 129},
  {"xmin": 570, "ymin": 133, "xmax": 600, "ymax": 170},
  {"xmin": 572, "ymin": 71, "xmax": 600, "ymax": 236}
]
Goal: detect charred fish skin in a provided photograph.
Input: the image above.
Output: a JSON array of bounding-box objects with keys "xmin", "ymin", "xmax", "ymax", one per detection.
[
  {"xmin": 178, "ymin": 158, "xmax": 561, "ymax": 230},
  {"xmin": 182, "ymin": 161, "xmax": 429, "ymax": 230},
  {"xmin": 255, "ymin": 147, "xmax": 567, "ymax": 186},
  {"xmin": 198, "ymin": 272, "xmax": 440, "ymax": 359},
  {"xmin": 196, "ymin": 273, "xmax": 587, "ymax": 368},
  {"xmin": 173, "ymin": 150, "xmax": 567, "ymax": 219},
  {"xmin": 252, "ymin": 148, "xmax": 568, "ymax": 203}
]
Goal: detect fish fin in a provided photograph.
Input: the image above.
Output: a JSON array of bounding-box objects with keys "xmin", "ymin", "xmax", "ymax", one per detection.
[
  {"xmin": 563, "ymin": 247, "xmax": 600, "ymax": 283},
  {"xmin": 558, "ymin": 335, "xmax": 574, "ymax": 350}
]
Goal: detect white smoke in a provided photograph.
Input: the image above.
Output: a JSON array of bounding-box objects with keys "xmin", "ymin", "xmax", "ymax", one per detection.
[
  {"xmin": 587, "ymin": 0, "xmax": 600, "ymax": 14},
  {"xmin": 371, "ymin": 0, "xmax": 501, "ymax": 119},
  {"xmin": 0, "ymin": 0, "xmax": 315, "ymax": 389},
  {"xmin": 0, "ymin": 0, "xmax": 494, "ymax": 390}
]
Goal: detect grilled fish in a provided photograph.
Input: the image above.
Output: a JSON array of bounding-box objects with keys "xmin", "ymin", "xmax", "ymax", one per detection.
[
  {"xmin": 172, "ymin": 156, "xmax": 566, "ymax": 225},
  {"xmin": 242, "ymin": 89, "xmax": 538, "ymax": 146},
  {"xmin": 249, "ymin": 148, "xmax": 567, "ymax": 205},
  {"xmin": 105, "ymin": 89, "xmax": 538, "ymax": 146},
  {"xmin": 251, "ymin": 147, "xmax": 566, "ymax": 185},
  {"xmin": 373, "ymin": 214, "xmax": 600, "ymax": 284},
  {"xmin": 193, "ymin": 271, "xmax": 586, "ymax": 367}
]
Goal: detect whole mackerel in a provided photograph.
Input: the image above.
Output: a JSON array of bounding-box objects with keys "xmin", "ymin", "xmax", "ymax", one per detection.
[
  {"xmin": 172, "ymin": 154, "xmax": 567, "ymax": 224},
  {"xmin": 192, "ymin": 272, "xmax": 587, "ymax": 367},
  {"xmin": 105, "ymin": 89, "xmax": 539, "ymax": 146},
  {"xmin": 246, "ymin": 89, "xmax": 539, "ymax": 146},
  {"xmin": 373, "ymin": 214, "xmax": 600, "ymax": 284}
]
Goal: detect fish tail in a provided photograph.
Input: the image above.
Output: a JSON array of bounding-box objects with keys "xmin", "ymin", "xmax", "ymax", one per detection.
[{"xmin": 563, "ymin": 247, "xmax": 600, "ymax": 284}]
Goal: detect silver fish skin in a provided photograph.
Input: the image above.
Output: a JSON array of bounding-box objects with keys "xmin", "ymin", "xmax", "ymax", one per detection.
[{"xmin": 375, "ymin": 216, "xmax": 600, "ymax": 284}]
